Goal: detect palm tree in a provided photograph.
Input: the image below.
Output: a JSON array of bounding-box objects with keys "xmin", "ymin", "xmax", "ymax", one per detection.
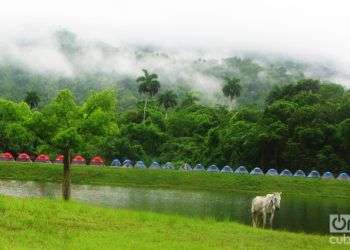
[
  {"xmin": 24, "ymin": 91, "xmax": 40, "ymax": 109},
  {"xmin": 222, "ymin": 77, "xmax": 241, "ymax": 110},
  {"xmin": 158, "ymin": 90, "xmax": 177, "ymax": 119},
  {"xmin": 137, "ymin": 69, "xmax": 161, "ymax": 123}
]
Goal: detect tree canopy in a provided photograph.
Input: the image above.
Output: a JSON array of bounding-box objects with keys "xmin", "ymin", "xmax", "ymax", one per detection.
[{"xmin": 0, "ymin": 78, "xmax": 349, "ymax": 176}]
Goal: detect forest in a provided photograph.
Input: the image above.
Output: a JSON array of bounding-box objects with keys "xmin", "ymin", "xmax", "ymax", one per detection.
[
  {"xmin": 1, "ymin": 72, "xmax": 350, "ymax": 174},
  {"xmin": 1, "ymin": 30, "xmax": 350, "ymax": 173}
]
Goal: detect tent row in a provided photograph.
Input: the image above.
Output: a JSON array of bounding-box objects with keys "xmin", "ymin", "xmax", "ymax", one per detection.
[
  {"xmin": 0, "ymin": 152, "xmax": 105, "ymax": 166},
  {"xmin": 110, "ymin": 159, "xmax": 350, "ymax": 181},
  {"xmin": 1, "ymin": 152, "xmax": 349, "ymax": 181},
  {"xmin": 245, "ymin": 167, "xmax": 350, "ymax": 180}
]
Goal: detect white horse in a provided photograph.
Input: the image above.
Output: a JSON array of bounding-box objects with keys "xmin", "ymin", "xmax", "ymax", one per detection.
[{"xmin": 251, "ymin": 192, "xmax": 282, "ymax": 228}]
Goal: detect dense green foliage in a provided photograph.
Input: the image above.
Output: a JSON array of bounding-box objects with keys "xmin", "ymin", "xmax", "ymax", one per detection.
[
  {"xmin": 1, "ymin": 163, "xmax": 350, "ymax": 199},
  {"xmin": 0, "ymin": 78, "xmax": 350, "ymax": 174},
  {"xmin": 114, "ymin": 79, "xmax": 350, "ymax": 173},
  {"xmin": 0, "ymin": 196, "xmax": 341, "ymax": 249},
  {"xmin": 0, "ymin": 89, "xmax": 118, "ymax": 161}
]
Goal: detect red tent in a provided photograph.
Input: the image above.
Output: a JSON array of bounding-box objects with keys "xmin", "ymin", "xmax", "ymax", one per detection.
[
  {"xmin": 90, "ymin": 156, "xmax": 104, "ymax": 166},
  {"xmin": 0, "ymin": 152, "xmax": 14, "ymax": 161},
  {"xmin": 55, "ymin": 154, "xmax": 64, "ymax": 163},
  {"xmin": 35, "ymin": 154, "xmax": 51, "ymax": 163},
  {"xmin": 17, "ymin": 153, "xmax": 31, "ymax": 162},
  {"xmin": 72, "ymin": 155, "xmax": 86, "ymax": 165}
]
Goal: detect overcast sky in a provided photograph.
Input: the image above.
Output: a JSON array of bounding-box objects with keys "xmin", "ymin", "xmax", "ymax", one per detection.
[{"xmin": 0, "ymin": 0, "xmax": 350, "ymax": 65}]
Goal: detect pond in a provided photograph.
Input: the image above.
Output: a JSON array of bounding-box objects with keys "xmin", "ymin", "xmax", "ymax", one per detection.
[{"xmin": 0, "ymin": 180, "xmax": 349, "ymax": 234}]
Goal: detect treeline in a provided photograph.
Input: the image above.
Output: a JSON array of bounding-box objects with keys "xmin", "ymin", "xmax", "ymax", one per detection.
[{"xmin": 1, "ymin": 75, "xmax": 350, "ymax": 173}]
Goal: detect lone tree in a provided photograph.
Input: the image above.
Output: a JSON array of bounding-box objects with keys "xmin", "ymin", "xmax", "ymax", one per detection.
[
  {"xmin": 24, "ymin": 91, "xmax": 40, "ymax": 109},
  {"xmin": 137, "ymin": 69, "xmax": 160, "ymax": 123},
  {"xmin": 158, "ymin": 90, "xmax": 177, "ymax": 118},
  {"xmin": 31, "ymin": 89, "xmax": 118, "ymax": 200},
  {"xmin": 222, "ymin": 77, "xmax": 241, "ymax": 110}
]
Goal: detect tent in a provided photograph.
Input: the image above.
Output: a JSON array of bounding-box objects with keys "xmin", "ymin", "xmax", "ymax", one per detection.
[
  {"xmin": 193, "ymin": 164, "xmax": 205, "ymax": 171},
  {"xmin": 162, "ymin": 162, "xmax": 174, "ymax": 169},
  {"xmin": 207, "ymin": 164, "xmax": 219, "ymax": 173},
  {"xmin": 337, "ymin": 172, "xmax": 350, "ymax": 181},
  {"xmin": 266, "ymin": 168, "xmax": 278, "ymax": 176},
  {"xmin": 0, "ymin": 152, "xmax": 14, "ymax": 161},
  {"xmin": 221, "ymin": 165, "xmax": 233, "ymax": 173},
  {"xmin": 250, "ymin": 167, "xmax": 264, "ymax": 175},
  {"xmin": 35, "ymin": 154, "xmax": 51, "ymax": 163},
  {"xmin": 322, "ymin": 171, "xmax": 334, "ymax": 179},
  {"xmin": 17, "ymin": 153, "xmax": 31, "ymax": 162},
  {"xmin": 280, "ymin": 169, "xmax": 293, "ymax": 177},
  {"xmin": 293, "ymin": 170, "xmax": 306, "ymax": 177},
  {"xmin": 307, "ymin": 170, "xmax": 320, "ymax": 178},
  {"xmin": 135, "ymin": 161, "xmax": 146, "ymax": 168},
  {"xmin": 54, "ymin": 155, "xmax": 64, "ymax": 163},
  {"xmin": 234, "ymin": 166, "xmax": 249, "ymax": 174},
  {"xmin": 90, "ymin": 156, "xmax": 104, "ymax": 166},
  {"xmin": 111, "ymin": 159, "xmax": 121, "ymax": 167},
  {"xmin": 180, "ymin": 163, "xmax": 192, "ymax": 171},
  {"xmin": 122, "ymin": 159, "xmax": 133, "ymax": 168},
  {"xmin": 72, "ymin": 155, "xmax": 86, "ymax": 165},
  {"xmin": 149, "ymin": 161, "xmax": 161, "ymax": 169}
]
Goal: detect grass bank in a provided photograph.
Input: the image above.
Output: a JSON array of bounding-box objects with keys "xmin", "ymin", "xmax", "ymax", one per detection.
[
  {"xmin": 0, "ymin": 195, "xmax": 344, "ymax": 249},
  {"xmin": 0, "ymin": 162, "xmax": 350, "ymax": 199}
]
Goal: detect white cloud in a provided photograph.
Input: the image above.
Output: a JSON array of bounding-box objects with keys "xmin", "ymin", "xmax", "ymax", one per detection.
[{"xmin": 0, "ymin": 0, "xmax": 350, "ymax": 91}]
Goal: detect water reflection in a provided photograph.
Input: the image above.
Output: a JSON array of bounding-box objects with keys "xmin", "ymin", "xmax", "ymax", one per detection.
[{"xmin": 0, "ymin": 180, "xmax": 349, "ymax": 234}]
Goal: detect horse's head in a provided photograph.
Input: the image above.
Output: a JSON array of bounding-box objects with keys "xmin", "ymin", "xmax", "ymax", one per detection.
[{"xmin": 273, "ymin": 192, "xmax": 282, "ymax": 209}]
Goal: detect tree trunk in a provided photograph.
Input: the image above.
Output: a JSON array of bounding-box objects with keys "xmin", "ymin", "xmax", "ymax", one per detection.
[
  {"xmin": 143, "ymin": 97, "xmax": 148, "ymax": 123},
  {"xmin": 62, "ymin": 149, "xmax": 71, "ymax": 200},
  {"xmin": 229, "ymin": 98, "xmax": 236, "ymax": 111}
]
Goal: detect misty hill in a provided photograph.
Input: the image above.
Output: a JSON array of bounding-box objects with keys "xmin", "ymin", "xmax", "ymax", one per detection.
[{"xmin": 0, "ymin": 29, "xmax": 347, "ymax": 109}]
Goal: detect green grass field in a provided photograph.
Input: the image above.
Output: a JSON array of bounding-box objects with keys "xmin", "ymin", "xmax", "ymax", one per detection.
[
  {"xmin": 0, "ymin": 162, "xmax": 349, "ymax": 199},
  {"xmin": 0, "ymin": 195, "xmax": 345, "ymax": 249}
]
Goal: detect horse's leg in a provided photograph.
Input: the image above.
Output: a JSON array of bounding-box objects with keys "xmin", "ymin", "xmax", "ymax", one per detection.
[
  {"xmin": 270, "ymin": 211, "xmax": 274, "ymax": 228},
  {"xmin": 258, "ymin": 212, "xmax": 263, "ymax": 227},
  {"xmin": 254, "ymin": 213, "xmax": 257, "ymax": 227},
  {"xmin": 252, "ymin": 212, "xmax": 256, "ymax": 227},
  {"xmin": 262, "ymin": 210, "xmax": 266, "ymax": 228}
]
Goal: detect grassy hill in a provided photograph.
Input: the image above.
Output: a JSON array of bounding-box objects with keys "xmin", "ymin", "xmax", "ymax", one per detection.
[{"xmin": 0, "ymin": 195, "xmax": 344, "ymax": 249}]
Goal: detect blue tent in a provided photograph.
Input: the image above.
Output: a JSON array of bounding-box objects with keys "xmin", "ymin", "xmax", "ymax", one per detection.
[
  {"xmin": 193, "ymin": 164, "xmax": 205, "ymax": 171},
  {"xmin": 337, "ymin": 172, "xmax": 350, "ymax": 180},
  {"xmin": 162, "ymin": 162, "xmax": 174, "ymax": 169},
  {"xmin": 123, "ymin": 159, "xmax": 133, "ymax": 168},
  {"xmin": 135, "ymin": 160, "xmax": 146, "ymax": 168},
  {"xmin": 149, "ymin": 161, "xmax": 161, "ymax": 169},
  {"xmin": 250, "ymin": 167, "xmax": 264, "ymax": 175},
  {"xmin": 280, "ymin": 169, "xmax": 293, "ymax": 177},
  {"xmin": 322, "ymin": 171, "xmax": 334, "ymax": 179},
  {"xmin": 294, "ymin": 170, "xmax": 306, "ymax": 177},
  {"xmin": 111, "ymin": 159, "xmax": 121, "ymax": 167},
  {"xmin": 266, "ymin": 168, "xmax": 278, "ymax": 176},
  {"xmin": 221, "ymin": 165, "xmax": 233, "ymax": 173},
  {"xmin": 207, "ymin": 164, "xmax": 219, "ymax": 173},
  {"xmin": 234, "ymin": 166, "xmax": 249, "ymax": 174},
  {"xmin": 180, "ymin": 163, "xmax": 192, "ymax": 171},
  {"xmin": 307, "ymin": 170, "xmax": 320, "ymax": 178}
]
